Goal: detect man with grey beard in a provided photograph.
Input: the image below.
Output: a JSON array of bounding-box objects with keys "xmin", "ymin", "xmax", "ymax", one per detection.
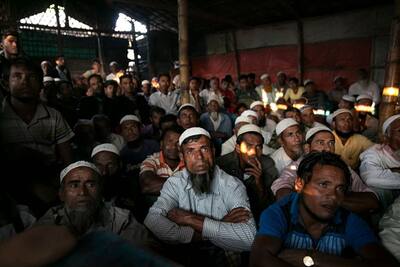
[
  {"xmin": 37, "ymin": 161, "xmax": 150, "ymax": 247},
  {"xmin": 145, "ymin": 127, "xmax": 256, "ymax": 267}
]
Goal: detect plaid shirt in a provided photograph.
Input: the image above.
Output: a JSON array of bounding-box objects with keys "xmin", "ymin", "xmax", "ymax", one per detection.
[{"xmin": 1, "ymin": 99, "xmax": 74, "ymax": 163}]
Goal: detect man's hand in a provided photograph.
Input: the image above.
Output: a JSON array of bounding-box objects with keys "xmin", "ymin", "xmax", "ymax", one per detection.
[
  {"xmin": 245, "ymin": 158, "xmax": 264, "ymax": 190},
  {"xmin": 167, "ymin": 208, "xmax": 193, "ymax": 226},
  {"xmin": 222, "ymin": 207, "xmax": 250, "ymax": 223}
]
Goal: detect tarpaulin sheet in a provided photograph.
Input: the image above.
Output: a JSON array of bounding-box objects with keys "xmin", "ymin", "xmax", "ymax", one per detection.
[{"xmin": 191, "ymin": 37, "xmax": 372, "ymax": 91}]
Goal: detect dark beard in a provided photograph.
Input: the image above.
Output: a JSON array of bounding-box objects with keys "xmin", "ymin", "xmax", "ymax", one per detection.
[
  {"xmin": 258, "ymin": 117, "xmax": 266, "ymax": 128},
  {"xmin": 189, "ymin": 167, "xmax": 215, "ymax": 195},
  {"xmin": 335, "ymin": 129, "xmax": 354, "ymax": 139}
]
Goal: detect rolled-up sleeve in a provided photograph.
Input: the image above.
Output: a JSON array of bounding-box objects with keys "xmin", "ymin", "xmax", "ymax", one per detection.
[
  {"xmin": 202, "ymin": 182, "xmax": 256, "ymax": 251},
  {"xmin": 271, "ymin": 164, "xmax": 297, "ymax": 195},
  {"xmin": 144, "ymin": 178, "xmax": 194, "ymax": 244}
]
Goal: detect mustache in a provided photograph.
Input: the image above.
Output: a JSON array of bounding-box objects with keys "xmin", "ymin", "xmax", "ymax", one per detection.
[{"xmin": 189, "ymin": 168, "xmax": 215, "ymax": 195}]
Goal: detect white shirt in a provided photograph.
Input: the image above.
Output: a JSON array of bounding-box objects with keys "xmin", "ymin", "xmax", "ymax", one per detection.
[
  {"xmin": 221, "ymin": 135, "xmax": 275, "ymax": 156},
  {"xmin": 360, "ymin": 144, "xmax": 400, "ymax": 190},
  {"xmin": 262, "ymin": 118, "xmax": 277, "ymax": 134},
  {"xmin": 271, "ymin": 147, "xmax": 294, "ymax": 175},
  {"xmin": 110, "ymin": 133, "xmax": 126, "ymax": 151},
  {"xmin": 144, "ymin": 166, "xmax": 256, "ymax": 251},
  {"xmin": 380, "ymin": 196, "xmax": 400, "ymax": 261},
  {"xmin": 199, "ymin": 89, "xmax": 224, "ymax": 106},
  {"xmin": 210, "ymin": 113, "xmax": 222, "ymax": 131},
  {"xmin": 348, "ymin": 80, "xmax": 381, "ymax": 104},
  {"xmin": 149, "ymin": 90, "xmax": 180, "ymax": 115}
]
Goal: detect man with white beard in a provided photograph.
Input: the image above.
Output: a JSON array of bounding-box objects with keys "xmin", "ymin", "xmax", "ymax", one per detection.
[
  {"xmin": 360, "ymin": 114, "xmax": 400, "ymax": 209},
  {"xmin": 145, "ymin": 127, "xmax": 256, "ymax": 266},
  {"xmin": 37, "ymin": 161, "xmax": 150, "ymax": 247}
]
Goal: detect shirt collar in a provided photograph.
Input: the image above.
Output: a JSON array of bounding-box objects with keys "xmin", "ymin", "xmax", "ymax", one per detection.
[
  {"xmin": 159, "ymin": 151, "xmax": 185, "ymax": 171},
  {"xmin": 2, "ymin": 98, "xmax": 49, "ymax": 121},
  {"xmin": 290, "ymin": 193, "xmax": 343, "ymax": 226}
]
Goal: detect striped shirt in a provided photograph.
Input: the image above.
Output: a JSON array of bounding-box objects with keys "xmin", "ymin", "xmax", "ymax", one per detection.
[
  {"xmin": 140, "ymin": 151, "xmax": 185, "ymax": 177},
  {"xmin": 0, "ymin": 99, "xmax": 74, "ymax": 163},
  {"xmin": 258, "ymin": 193, "xmax": 377, "ymax": 255},
  {"xmin": 144, "ymin": 166, "xmax": 256, "ymax": 252}
]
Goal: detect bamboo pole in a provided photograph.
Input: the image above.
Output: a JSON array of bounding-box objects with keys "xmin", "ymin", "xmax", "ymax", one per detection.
[
  {"xmin": 178, "ymin": 0, "xmax": 190, "ymax": 104},
  {"xmin": 54, "ymin": 4, "xmax": 64, "ymax": 55}
]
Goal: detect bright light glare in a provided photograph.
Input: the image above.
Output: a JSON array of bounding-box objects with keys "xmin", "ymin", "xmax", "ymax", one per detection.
[{"xmin": 114, "ymin": 13, "xmax": 147, "ymax": 33}]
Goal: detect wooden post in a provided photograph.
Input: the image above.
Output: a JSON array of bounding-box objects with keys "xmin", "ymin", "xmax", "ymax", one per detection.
[
  {"xmin": 54, "ymin": 4, "xmax": 64, "ymax": 55},
  {"xmin": 178, "ymin": 0, "xmax": 190, "ymax": 103},
  {"xmin": 231, "ymin": 31, "xmax": 241, "ymax": 80},
  {"xmin": 297, "ymin": 20, "xmax": 304, "ymax": 84},
  {"xmin": 379, "ymin": 0, "xmax": 400, "ymax": 135}
]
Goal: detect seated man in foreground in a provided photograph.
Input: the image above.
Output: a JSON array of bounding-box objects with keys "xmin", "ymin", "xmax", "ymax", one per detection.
[
  {"xmin": 37, "ymin": 161, "xmax": 151, "ymax": 248},
  {"xmin": 250, "ymin": 152, "xmax": 398, "ymax": 267},
  {"xmin": 144, "ymin": 127, "xmax": 256, "ymax": 266}
]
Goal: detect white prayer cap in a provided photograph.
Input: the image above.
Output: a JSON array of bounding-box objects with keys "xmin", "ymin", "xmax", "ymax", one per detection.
[
  {"xmin": 41, "ymin": 60, "xmax": 50, "ymax": 66},
  {"xmin": 382, "ymin": 114, "xmax": 400, "ymax": 134},
  {"xmin": 235, "ymin": 115, "xmax": 253, "ymax": 125},
  {"xmin": 333, "ymin": 76, "xmax": 343, "ymax": 82},
  {"xmin": 275, "ymin": 118, "xmax": 299, "ymax": 136},
  {"xmin": 54, "ymin": 78, "xmax": 61, "ymax": 82},
  {"xmin": 304, "ymin": 79, "xmax": 313, "ymax": 86},
  {"xmin": 237, "ymin": 124, "xmax": 262, "ymax": 138},
  {"xmin": 241, "ymin": 110, "xmax": 259, "ymax": 119},
  {"xmin": 178, "ymin": 103, "xmax": 196, "ymax": 113},
  {"xmin": 109, "ymin": 61, "xmax": 118, "ymax": 66},
  {"xmin": 250, "ymin": 101, "xmax": 264, "ymax": 110},
  {"xmin": 207, "ymin": 95, "xmax": 220, "ymax": 105},
  {"xmin": 91, "ymin": 143, "xmax": 120, "ymax": 158},
  {"xmin": 326, "ymin": 109, "xmax": 352, "ymax": 125},
  {"xmin": 141, "ymin": 80, "xmax": 150, "ymax": 86},
  {"xmin": 260, "ymin": 73, "xmax": 269, "ymax": 80},
  {"xmin": 277, "ymin": 71, "xmax": 285, "ymax": 76},
  {"xmin": 300, "ymin": 105, "xmax": 313, "ymax": 113},
  {"xmin": 43, "ymin": 76, "xmax": 54, "ymax": 82},
  {"xmin": 179, "ymin": 127, "xmax": 211, "ymax": 146},
  {"xmin": 60, "ymin": 161, "xmax": 100, "ymax": 183},
  {"xmin": 305, "ymin": 126, "xmax": 333, "ymax": 142},
  {"xmin": 342, "ymin": 94, "xmax": 355, "ymax": 102},
  {"xmin": 356, "ymin": 94, "xmax": 373, "ymax": 102},
  {"xmin": 120, "ymin": 115, "xmax": 141, "ymax": 125}
]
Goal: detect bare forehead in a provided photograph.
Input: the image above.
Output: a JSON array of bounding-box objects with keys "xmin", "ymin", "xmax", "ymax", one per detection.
[{"xmin": 311, "ymin": 164, "xmax": 345, "ymax": 183}]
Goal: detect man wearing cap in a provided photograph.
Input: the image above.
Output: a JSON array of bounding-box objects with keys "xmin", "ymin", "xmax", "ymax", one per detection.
[
  {"xmin": 250, "ymin": 101, "xmax": 277, "ymax": 134},
  {"xmin": 273, "ymin": 71, "xmax": 289, "ymax": 94},
  {"xmin": 339, "ymin": 94, "xmax": 356, "ymax": 110},
  {"xmin": 177, "ymin": 104, "xmax": 200, "ymax": 130},
  {"xmin": 92, "ymin": 115, "xmax": 125, "ymax": 151},
  {"xmin": 250, "ymin": 152, "xmax": 398, "ymax": 267},
  {"xmin": 354, "ymin": 94, "xmax": 379, "ymax": 142},
  {"xmin": 255, "ymin": 74, "xmax": 274, "ymax": 104},
  {"xmin": 328, "ymin": 108, "xmax": 373, "ymax": 169},
  {"xmin": 119, "ymin": 115, "xmax": 159, "ymax": 177},
  {"xmin": 140, "ymin": 79, "xmax": 152, "ymax": 102},
  {"xmin": 300, "ymin": 105, "xmax": 324, "ymax": 132},
  {"xmin": 217, "ymin": 124, "xmax": 279, "ymax": 222},
  {"xmin": 106, "ymin": 61, "xmax": 124, "ymax": 83},
  {"xmin": 271, "ymin": 126, "xmax": 379, "ymax": 213},
  {"xmin": 348, "ymin": 68, "xmax": 381, "ymax": 104},
  {"xmin": 199, "ymin": 77, "xmax": 224, "ymax": 108},
  {"xmin": 360, "ymin": 114, "xmax": 400, "ymax": 209},
  {"xmin": 149, "ymin": 73, "xmax": 180, "ymax": 115},
  {"xmin": 271, "ymin": 118, "xmax": 304, "ymax": 174},
  {"xmin": 91, "ymin": 143, "xmax": 124, "ymax": 201},
  {"xmin": 40, "ymin": 60, "xmax": 52, "ymax": 77},
  {"xmin": 200, "ymin": 96, "xmax": 232, "ymax": 149},
  {"xmin": 145, "ymin": 127, "xmax": 256, "ymax": 266},
  {"xmin": 140, "ymin": 127, "xmax": 185, "ymax": 208},
  {"xmin": 37, "ymin": 161, "xmax": 151, "ymax": 247}
]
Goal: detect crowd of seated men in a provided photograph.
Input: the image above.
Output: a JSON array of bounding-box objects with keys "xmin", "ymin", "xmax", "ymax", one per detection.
[{"xmin": 0, "ymin": 29, "xmax": 399, "ymax": 267}]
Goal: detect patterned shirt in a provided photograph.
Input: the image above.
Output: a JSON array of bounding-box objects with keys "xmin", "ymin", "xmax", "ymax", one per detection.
[
  {"xmin": 0, "ymin": 99, "xmax": 74, "ymax": 163},
  {"xmin": 140, "ymin": 151, "xmax": 185, "ymax": 177},
  {"xmin": 258, "ymin": 193, "xmax": 377, "ymax": 255},
  {"xmin": 144, "ymin": 166, "xmax": 257, "ymax": 252}
]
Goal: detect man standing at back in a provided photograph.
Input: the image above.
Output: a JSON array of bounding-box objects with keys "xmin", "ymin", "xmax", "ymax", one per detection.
[{"xmin": 149, "ymin": 73, "xmax": 179, "ymax": 115}]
